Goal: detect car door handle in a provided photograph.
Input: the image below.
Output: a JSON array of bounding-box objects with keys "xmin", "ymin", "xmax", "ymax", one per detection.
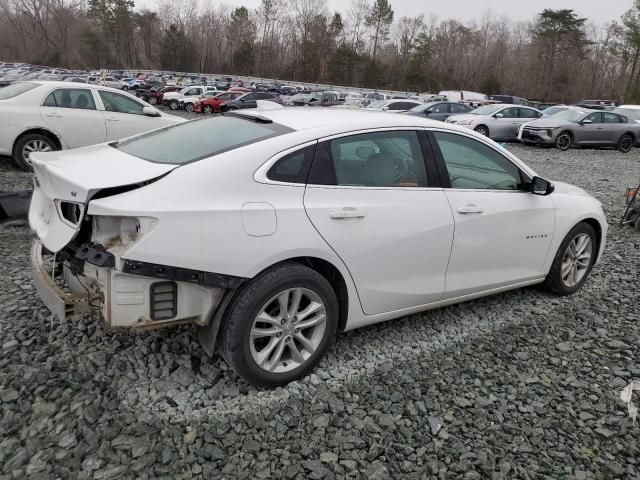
[
  {"xmin": 45, "ymin": 113, "xmax": 62, "ymax": 118},
  {"xmin": 106, "ymin": 117, "xmax": 119, "ymax": 122},
  {"xmin": 329, "ymin": 208, "xmax": 366, "ymax": 219},
  {"xmin": 457, "ymin": 205, "xmax": 484, "ymax": 214}
]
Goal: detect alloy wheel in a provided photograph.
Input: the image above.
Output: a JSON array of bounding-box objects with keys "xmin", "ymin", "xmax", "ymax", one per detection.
[
  {"xmin": 556, "ymin": 134, "xmax": 571, "ymax": 150},
  {"xmin": 249, "ymin": 288, "xmax": 327, "ymax": 374},
  {"xmin": 22, "ymin": 140, "xmax": 52, "ymax": 165},
  {"xmin": 620, "ymin": 136, "xmax": 633, "ymax": 152},
  {"xmin": 561, "ymin": 233, "xmax": 592, "ymax": 288},
  {"xmin": 475, "ymin": 126, "xmax": 489, "ymax": 137}
]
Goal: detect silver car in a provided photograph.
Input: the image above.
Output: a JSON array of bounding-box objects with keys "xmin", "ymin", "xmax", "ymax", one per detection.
[
  {"xmin": 518, "ymin": 108, "xmax": 640, "ymax": 152},
  {"xmin": 446, "ymin": 104, "xmax": 543, "ymax": 140}
]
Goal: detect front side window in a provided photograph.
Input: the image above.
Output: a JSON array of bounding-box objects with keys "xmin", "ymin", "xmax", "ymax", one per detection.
[
  {"xmin": 308, "ymin": 131, "xmax": 428, "ymax": 188},
  {"xmin": 432, "ymin": 103, "xmax": 448, "ymax": 113},
  {"xmin": 267, "ymin": 145, "xmax": 316, "ymax": 183},
  {"xmin": 42, "ymin": 88, "xmax": 96, "ymax": 110},
  {"xmin": 99, "ymin": 90, "xmax": 144, "ymax": 115},
  {"xmin": 499, "ymin": 108, "xmax": 519, "ymax": 118},
  {"xmin": 584, "ymin": 112, "xmax": 603, "ymax": 123},
  {"xmin": 433, "ymin": 132, "xmax": 522, "ymax": 190}
]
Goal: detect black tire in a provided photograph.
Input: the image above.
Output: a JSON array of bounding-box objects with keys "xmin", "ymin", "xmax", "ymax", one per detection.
[
  {"xmin": 169, "ymin": 100, "xmax": 179, "ymax": 110},
  {"xmin": 226, "ymin": 106, "xmax": 237, "ymax": 111},
  {"xmin": 542, "ymin": 222, "xmax": 597, "ymax": 296},
  {"xmin": 203, "ymin": 105, "xmax": 214, "ymax": 114},
  {"xmin": 219, "ymin": 264, "xmax": 338, "ymax": 387},
  {"xmin": 148, "ymin": 96, "xmax": 158, "ymax": 105},
  {"xmin": 185, "ymin": 103, "xmax": 194, "ymax": 113},
  {"xmin": 122, "ymin": 85, "xmax": 129, "ymax": 91},
  {"xmin": 555, "ymin": 131, "xmax": 573, "ymax": 151},
  {"xmin": 12, "ymin": 133, "xmax": 58, "ymax": 171},
  {"xmin": 474, "ymin": 125, "xmax": 489, "ymax": 137},
  {"xmin": 617, "ymin": 134, "xmax": 634, "ymax": 153}
]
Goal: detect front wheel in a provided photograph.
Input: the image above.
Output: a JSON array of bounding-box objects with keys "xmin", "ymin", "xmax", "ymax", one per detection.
[
  {"xmin": 148, "ymin": 96, "xmax": 158, "ymax": 105},
  {"xmin": 13, "ymin": 133, "xmax": 57, "ymax": 171},
  {"xmin": 203, "ymin": 105, "xmax": 214, "ymax": 114},
  {"xmin": 617, "ymin": 134, "xmax": 634, "ymax": 153},
  {"xmin": 219, "ymin": 264, "xmax": 338, "ymax": 387},
  {"xmin": 542, "ymin": 223, "xmax": 597, "ymax": 296},
  {"xmin": 185, "ymin": 103, "xmax": 194, "ymax": 113},
  {"xmin": 555, "ymin": 132, "xmax": 572, "ymax": 151},
  {"xmin": 169, "ymin": 100, "xmax": 179, "ymax": 110},
  {"xmin": 122, "ymin": 85, "xmax": 129, "ymax": 91},
  {"xmin": 474, "ymin": 125, "xmax": 489, "ymax": 137}
]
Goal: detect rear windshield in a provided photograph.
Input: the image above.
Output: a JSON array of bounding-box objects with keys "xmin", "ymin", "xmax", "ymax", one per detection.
[
  {"xmin": 0, "ymin": 82, "xmax": 38, "ymax": 100},
  {"xmin": 113, "ymin": 115, "xmax": 291, "ymax": 164}
]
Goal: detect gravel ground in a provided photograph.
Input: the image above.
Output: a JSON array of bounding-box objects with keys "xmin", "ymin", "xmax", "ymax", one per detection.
[{"xmin": 1, "ymin": 124, "xmax": 640, "ymax": 480}]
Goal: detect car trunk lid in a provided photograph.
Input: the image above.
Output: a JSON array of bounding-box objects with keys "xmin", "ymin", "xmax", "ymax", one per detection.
[{"xmin": 29, "ymin": 143, "xmax": 178, "ymax": 252}]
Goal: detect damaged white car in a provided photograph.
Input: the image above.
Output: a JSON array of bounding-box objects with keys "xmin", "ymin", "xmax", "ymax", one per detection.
[{"xmin": 30, "ymin": 106, "xmax": 607, "ymax": 387}]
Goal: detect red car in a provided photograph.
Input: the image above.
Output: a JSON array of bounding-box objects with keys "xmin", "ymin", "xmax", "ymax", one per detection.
[
  {"xmin": 137, "ymin": 85, "xmax": 181, "ymax": 105},
  {"xmin": 194, "ymin": 92, "xmax": 241, "ymax": 114}
]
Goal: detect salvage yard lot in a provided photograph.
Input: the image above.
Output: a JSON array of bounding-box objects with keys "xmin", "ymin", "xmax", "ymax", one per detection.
[{"xmin": 1, "ymin": 142, "xmax": 639, "ymax": 479}]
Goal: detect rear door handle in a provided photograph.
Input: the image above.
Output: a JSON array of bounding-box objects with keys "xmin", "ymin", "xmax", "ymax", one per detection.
[
  {"xmin": 330, "ymin": 208, "xmax": 365, "ymax": 219},
  {"xmin": 106, "ymin": 117, "xmax": 119, "ymax": 122},
  {"xmin": 457, "ymin": 205, "xmax": 483, "ymax": 214}
]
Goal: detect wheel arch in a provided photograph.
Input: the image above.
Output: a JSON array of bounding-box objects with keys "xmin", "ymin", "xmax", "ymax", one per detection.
[
  {"xmin": 13, "ymin": 128, "xmax": 62, "ymax": 153},
  {"xmin": 580, "ymin": 217, "xmax": 603, "ymax": 259}
]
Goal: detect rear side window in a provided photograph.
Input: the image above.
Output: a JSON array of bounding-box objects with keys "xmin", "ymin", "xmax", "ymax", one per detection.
[
  {"xmin": 604, "ymin": 112, "xmax": 625, "ymax": 123},
  {"xmin": 267, "ymin": 145, "xmax": 316, "ymax": 183},
  {"xmin": 308, "ymin": 131, "xmax": 428, "ymax": 188},
  {"xmin": 519, "ymin": 108, "xmax": 540, "ymax": 119},
  {"xmin": 114, "ymin": 116, "xmax": 292, "ymax": 165},
  {"xmin": 0, "ymin": 82, "xmax": 38, "ymax": 100},
  {"xmin": 43, "ymin": 89, "xmax": 96, "ymax": 110}
]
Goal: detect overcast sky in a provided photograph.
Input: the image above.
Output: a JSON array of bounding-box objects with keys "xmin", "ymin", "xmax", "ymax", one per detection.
[{"xmin": 136, "ymin": 0, "xmax": 633, "ymax": 24}]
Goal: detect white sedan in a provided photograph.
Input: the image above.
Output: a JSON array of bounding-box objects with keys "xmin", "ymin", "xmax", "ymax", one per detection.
[
  {"xmin": 0, "ymin": 81, "xmax": 185, "ymax": 170},
  {"xmin": 29, "ymin": 105, "xmax": 607, "ymax": 387}
]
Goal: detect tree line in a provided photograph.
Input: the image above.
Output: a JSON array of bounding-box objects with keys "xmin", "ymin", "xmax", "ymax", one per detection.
[{"xmin": 1, "ymin": 0, "xmax": 640, "ymax": 103}]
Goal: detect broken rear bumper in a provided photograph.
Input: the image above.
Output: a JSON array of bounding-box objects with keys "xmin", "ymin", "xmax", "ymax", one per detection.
[{"xmin": 31, "ymin": 239, "xmax": 91, "ymax": 320}]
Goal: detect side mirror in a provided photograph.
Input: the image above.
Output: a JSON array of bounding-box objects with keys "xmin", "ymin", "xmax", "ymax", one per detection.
[
  {"xmin": 580, "ymin": 119, "xmax": 592, "ymax": 124},
  {"xmin": 530, "ymin": 176, "xmax": 554, "ymax": 196},
  {"xmin": 142, "ymin": 106, "xmax": 160, "ymax": 117},
  {"xmin": 382, "ymin": 106, "xmax": 389, "ymax": 111},
  {"xmin": 495, "ymin": 113, "xmax": 504, "ymax": 118}
]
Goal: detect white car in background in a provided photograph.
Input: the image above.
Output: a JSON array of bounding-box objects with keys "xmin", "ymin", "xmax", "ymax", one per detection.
[
  {"xmin": 97, "ymin": 76, "xmax": 122, "ymax": 89},
  {"xmin": 0, "ymin": 81, "xmax": 185, "ymax": 170},
  {"xmin": 162, "ymin": 85, "xmax": 217, "ymax": 110},
  {"xmin": 30, "ymin": 106, "xmax": 606, "ymax": 387},
  {"xmin": 615, "ymin": 105, "xmax": 640, "ymax": 124}
]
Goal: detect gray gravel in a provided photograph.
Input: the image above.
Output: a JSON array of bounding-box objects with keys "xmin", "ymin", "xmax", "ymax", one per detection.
[{"xmin": 1, "ymin": 133, "xmax": 640, "ymax": 479}]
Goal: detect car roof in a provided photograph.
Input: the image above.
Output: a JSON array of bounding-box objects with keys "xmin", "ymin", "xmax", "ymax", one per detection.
[{"xmin": 234, "ymin": 107, "xmax": 473, "ymax": 135}]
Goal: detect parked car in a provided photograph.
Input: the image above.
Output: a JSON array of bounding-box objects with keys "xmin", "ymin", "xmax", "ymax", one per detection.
[
  {"xmin": 97, "ymin": 76, "xmax": 122, "ymax": 89},
  {"xmin": 120, "ymin": 78, "xmax": 141, "ymax": 91},
  {"xmin": 518, "ymin": 108, "xmax": 640, "ymax": 152},
  {"xmin": 404, "ymin": 101, "xmax": 473, "ymax": 121},
  {"xmin": 162, "ymin": 86, "xmax": 217, "ymax": 110},
  {"xmin": 489, "ymin": 95, "xmax": 530, "ymax": 106},
  {"xmin": 0, "ymin": 81, "xmax": 185, "ymax": 170},
  {"xmin": 29, "ymin": 107, "xmax": 607, "ymax": 387},
  {"xmin": 220, "ymin": 91, "xmax": 282, "ymax": 111},
  {"xmin": 574, "ymin": 100, "xmax": 617, "ymax": 111},
  {"xmin": 179, "ymin": 91, "xmax": 219, "ymax": 113},
  {"xmin": 446, "ymin": 104, "xmax": 543, "ymax": 140},
  {"xmin": 614, "ymin": 105, "xmax": 640, "ymax": 124},
  {"xmin": 137, "ymin": 85, "xmax": 181, "ymax": 105},
  {"xmin": 292, "ymin": 91, "xmax": 341, "ymax": 107},
  {"xmin": 365, "ymin": 99, "xmax": 423, "ymax": 113},
  {"xmin": 194, "ymin": 92, "xmax": 242, "ymax": 114},
  {"xmin": 439, "ymin": 90, "xmax": 488, "ymax": 103}
]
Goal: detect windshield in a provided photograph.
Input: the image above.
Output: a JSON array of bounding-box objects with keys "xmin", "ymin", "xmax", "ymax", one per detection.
[
  {"xmin": 367, "ymin": 100, "xmax": 387, "ymax": 109},
  {"xmin": 614, "ymin": 108, "xmax": 640, "ymax": 121},
  {"xmin": 409, "ymin": 102, "xmax": 435, "ymax": 113},
  {"xmin": 0, "ymin": 82, "xmax": 39, "ymax": 100},
  {"xmin": 471, "ymin": 105, "xmax": 502, "ymax": 115},
  {"xmin": 113, "ymin": 116, "xmax": 291, "ymax": 165},
  {"xmin": 542, "ymin": 106, "xmax": 567, "ymax": 116},
  {"xmin": 179, "ymin": 87, "xmax": 190, "ymax": 94},
  {"xmin": 550, "ymin": 109, "xmax": 588, "ymax": 122}
]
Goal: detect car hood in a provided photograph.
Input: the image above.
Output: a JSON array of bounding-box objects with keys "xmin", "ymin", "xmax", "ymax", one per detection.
[
  {"xmin": 524, "ymin": 118, "xmax": 572, "ymax": 128},
  {"xmin": 552, "ymin": 181, "xmax": 590, "ymax": 197},
  {"xmin": 29, "ymin": 144, "xmax": 179, "ymax": 251}
]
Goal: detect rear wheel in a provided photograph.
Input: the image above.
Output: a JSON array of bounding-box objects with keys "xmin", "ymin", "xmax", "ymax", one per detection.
[
  {"xmin": 169, "ymin": 100, "xmax": 179, "ymax": 110},
  {"xmin": 13, "ymin": 133, "xmax": 57, "ymax": 171},
  {"xmin": 122, "ymin": 85, "xmax": 129, "ymax": 91},
  {"xmin": 474, "ymin": 125, "xmax": 489, "ymax": 137},
  {"xmin": 219, "ymin": 264, "xmax": 338, "ymax": 387},
  {"xmin": 185, "ymin": 103, "xmax": 195, "ymax": 113},
  {"xmin": 203, "ymin": 105, "xmax": 214, "ymax": 114},
  {"xmin": 542, "ymin": 223, "xmax": 596, "ymax": 296},
  {"xmin": 555, "ymin": 132, "xmax": 572, "ymax": 151},
  {"xmin": 617, "ymin": 134, "xmax": 634, "ymax": 153}
]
